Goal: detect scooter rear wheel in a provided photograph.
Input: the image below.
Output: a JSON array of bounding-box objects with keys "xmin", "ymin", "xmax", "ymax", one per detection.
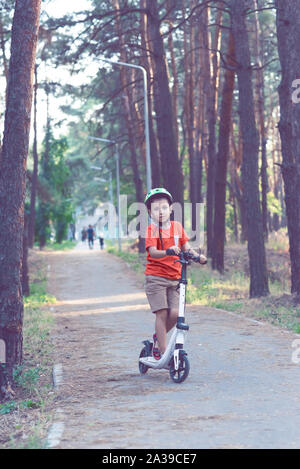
[
  {"xmin": 169, "ymin": 354, "xmax": 190, "ymax": 383},
  {"xmin": 139, "ymin": 346, "xmax": 150, "ymax": 374}
]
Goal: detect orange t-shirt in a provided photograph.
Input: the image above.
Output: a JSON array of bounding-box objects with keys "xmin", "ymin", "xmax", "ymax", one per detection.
[{"xmin": 145, "ymin": 221, "xmax": 189, "ymax": 279}]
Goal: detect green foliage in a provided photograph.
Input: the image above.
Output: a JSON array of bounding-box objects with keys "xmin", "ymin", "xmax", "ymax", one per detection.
[
  {"xmin": 0, "ymin": 399, "xmax": 42, "ymax": 415},
  {"xmin": 0, "ymin": 401, "xmax": 18, "ymax": 415},
  {"xmin": 225, "ymin": 202, "xmax": 235, "ymax": 241},
  {"xmin": 36, "ymin": 201, "xmax": 52, "ymax": 247},
  {"xmin": 13, "ymin": 365, "xmax": 41, "ymax": 393},
  {"xmin": 36, "ymin": 125, "xmax": 74, "ymax": 244},
  {"xmin": 267, "ymin": 191, "xmax": 282, "ymax": 217}
]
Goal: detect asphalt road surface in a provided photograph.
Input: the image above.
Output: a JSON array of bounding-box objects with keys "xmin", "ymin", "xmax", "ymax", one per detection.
[{"xmin": 46, "ymin": 243, "xmax": 300, "ymax": 449}]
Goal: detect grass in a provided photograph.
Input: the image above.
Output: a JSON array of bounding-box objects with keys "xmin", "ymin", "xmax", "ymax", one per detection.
[
  {"xmin": 0, "ymin": 251, "xmax": 57, "ymax": 449},
  {"xmin": 107, "ymin": 235, "xmax": 300, "ymax": 334},
  {"xmin": 0, "ymin": 399, "xmax": 43, "ymax": 415},
  {"xmin": 45, "ymin": 240, "xmax": 77, "ymax": 251},
  {"xmin": 107, "ymin": 245, "xmax": 145, "ymax": 275}
]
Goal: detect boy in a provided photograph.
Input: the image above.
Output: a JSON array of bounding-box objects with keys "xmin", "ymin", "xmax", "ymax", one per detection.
[{"xmin": 144, "ymin": 188, "xmax": 207, "ymax": 360}]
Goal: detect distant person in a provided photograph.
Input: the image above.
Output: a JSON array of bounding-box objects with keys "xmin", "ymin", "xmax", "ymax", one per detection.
[
  {"xmin": 69, "ymin": 223, "xmax": 76, "ymax": 240},
  {"xmin": 81, "ymin": 227, "xmax": 87, "ymax": 243},
  {"xmin": 87, "ymin": 224, "xmax": 95, "ymax": 249},
  {"xmin": 98, "ymin": 231, "xmax": 104, "ymax": 250}
]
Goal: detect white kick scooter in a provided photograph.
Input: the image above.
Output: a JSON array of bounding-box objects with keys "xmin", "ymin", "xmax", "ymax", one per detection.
[{"xmin": 139, "ymin": 250, "xmax": 206, "ymax": 383}]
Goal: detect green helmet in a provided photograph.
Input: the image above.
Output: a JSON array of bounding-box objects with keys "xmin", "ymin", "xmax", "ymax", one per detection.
[{"xmin": 144, "ymin": 187, "xmax": 173, "ymax": 208}]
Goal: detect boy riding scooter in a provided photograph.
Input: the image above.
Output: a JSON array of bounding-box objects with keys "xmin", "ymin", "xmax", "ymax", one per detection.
[{"xmin": 142, "ymin": 188, "xmax": 206, "ymax": 378}]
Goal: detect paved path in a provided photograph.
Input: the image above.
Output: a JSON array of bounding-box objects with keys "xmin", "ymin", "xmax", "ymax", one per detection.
[{"xmin": 46, "ymin": 243, "xmax": 300, "ymax": 449}]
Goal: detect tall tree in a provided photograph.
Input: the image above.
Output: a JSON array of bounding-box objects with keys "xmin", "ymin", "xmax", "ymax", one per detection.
[
  {"xmin": 140, "ymin": 0, "xmax": 161, "ymax": 187},
  {"xmin": 276, "ymin": 0, "xmax": 300, "ymax": 296},
  {"xmin": 146, "ymin": 0, "xmax": 184, "ymax": 207},
  {"xmin": 182, "ymin": 0, "xmax": 197, "ymax": 230},
  {"xmin": 230, "ymin": 0, "xmax": 269, "ymax": 297},
  {"xmin": 166, "ymin": 0, "xmax": 180, "ymax": 158},
  {"xmin": 0, "ymin": 0, "xmax": 41, "ymax": 397},
  {"xmin": 205, "ymin": 4, "xmax": 222, "ymax": 256},
  {"xmin": 212, "ymin": 31, "xmax": 235, "ymax": 272},
  {"xmin": 28, "ymin": 64, "xmax": 38, "ymax": 248},
  {"xmin": 252, "ymin": 0, "xmax": 268, "ymax": 240},
  {"xmin": 22, "ymin": 209, "xmax": 30, "ymax": 297},
  {"xmin": 113, "ymin": 0, "xmax": 145, "ymax": 252}
]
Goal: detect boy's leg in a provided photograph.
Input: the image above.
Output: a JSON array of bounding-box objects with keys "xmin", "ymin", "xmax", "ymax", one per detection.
[
  {"xmin": 166, "ymin": 283, "xmax": 180, "ymax": 332},
  {"xmin": 154, "ymin": 308, "xmax": 168, "ymax": 354},
  {"xmin": 166, "ymin": 309, "xmax": 178, "ymax": 332}
]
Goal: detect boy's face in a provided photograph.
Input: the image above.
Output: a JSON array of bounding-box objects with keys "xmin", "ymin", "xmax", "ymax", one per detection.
[{"xmin": 149, "ymin": 197, "xmax": 172, "ymax": 224}]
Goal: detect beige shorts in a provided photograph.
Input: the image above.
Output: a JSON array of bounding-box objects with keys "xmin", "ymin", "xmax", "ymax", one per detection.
[{"xmin": 145, "ymin": 275, "xmax": 180, "ymax": 313}]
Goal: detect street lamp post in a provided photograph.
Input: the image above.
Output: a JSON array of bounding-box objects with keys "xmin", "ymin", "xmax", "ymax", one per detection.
[
  {"xmin": 91, "ymin": 167, "xmax": 113, "ymax": 206},
  {"xmin": 89, "ymin": 136, "xmax": 121, "ymax": 251},
  {"xmin": 99, "ymin": 58, "xmax": 152, "ymax": 193}
]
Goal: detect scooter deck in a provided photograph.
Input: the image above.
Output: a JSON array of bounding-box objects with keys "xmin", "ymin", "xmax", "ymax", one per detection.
[{"xmin": 139, "ymin": 355, "xmax": 170, "ymax": 369}]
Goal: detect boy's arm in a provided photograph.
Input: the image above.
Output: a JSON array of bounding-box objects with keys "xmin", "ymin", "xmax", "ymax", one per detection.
[
  {"xmin": 182, "ymin": 241, "xmax": 198, "ymax": 256},
  {"xmin": 148, "ymin": 245, "xmax": 180, "ymax": 258},
  {"xmin": 182, "ymin": 242, "xmax": 207, "ymax": 264}
]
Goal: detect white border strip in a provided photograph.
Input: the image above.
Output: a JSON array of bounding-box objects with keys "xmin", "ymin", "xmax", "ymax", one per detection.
[
  {"xmin": 46, "ymin": 421, "xmax": 65, "ymax": 448},
  {"xmin": 53, "ymin": 363, "xmax": 63, "ymax": 388},
  {"xmin": 47, "ymin": 365, "xmax": 65, "ymax": 448}
]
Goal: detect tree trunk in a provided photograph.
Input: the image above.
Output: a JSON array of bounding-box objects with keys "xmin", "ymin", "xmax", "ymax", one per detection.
[
  {"xmin": 212, "ymin": 31, "xmax": 235, "ymax": 272},
  {"xmin": 22, "ymin": 211, "xmax": 30, "ymax": 297},
  {"xmin": 113, "ymin": 0, "xmax": 145, "ymax": 252},
  {"xmin": 166, "ymin": 0, "xmax": 180, "ymax": 158},
  {"xmin": 28, "ymin": 64, "xmax": 38, "ymax": 248},
  {"xmin": 205, "ymin": 5, "xmax": 222, "ymax": 257},
  {"xmin": 230, "ymin": 120, "xmax": 247, "ymax": 242},
  {"xmin": 194, "ymin": 5, "xmax": 207, "ymax": 208},
  {"xmin": 0, "ymin": 0, "xmax": 41, "ymax": 397},
  {"xmin": 270, "ymin": 104, "xmax": 280, "ymax": 231},
  {"xmin": 229, "ymin": 141, "xmax": 239, "ymax": 242},
  {"xmin": 146, "ymin": 0, "xmax": 184, "ymax": 208},
  {"xmin": 230, "ymin": 0, "xmax": 269, "ymax": 298},
  {"xmin": 276, "ymin": 0, "xmax": 300, "ymax": 296},
  {"xmin": 187, "ymin": 1, "xmax": 197, "ymax": 231},
  {"xmin": 140, "ymin": 0, "xmax": 161, "ymax": 187},
  {"xmin": 252, "ymin": 0, "xmax": 268, "ymax": 241}
]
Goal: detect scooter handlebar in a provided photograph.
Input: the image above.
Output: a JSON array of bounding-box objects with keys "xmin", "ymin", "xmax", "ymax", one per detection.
[
  {"xmin": 185, "ymin": 253, "xmax": 207, "ymax": 264},
  {"xmin": 166, "ymin": 249, "xmax": 207, "ymax": 264}
]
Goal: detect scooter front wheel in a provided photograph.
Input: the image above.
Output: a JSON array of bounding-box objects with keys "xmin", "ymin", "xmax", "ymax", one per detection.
[
  {"xmin": 139, "ymin": 346, "xmax": 150, "ymax": 374},
  {"xmin": 169, "ymin": 354, "xmax": 190, "ymax": 383}
]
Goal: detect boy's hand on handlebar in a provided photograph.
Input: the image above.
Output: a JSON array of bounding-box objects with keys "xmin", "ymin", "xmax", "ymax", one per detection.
[
  {"xmin": 199, "ymin": 254, "xmax": 207, "ymax": 264},
  {"xmin": 166, "ymin": 245, "xmax": 181, "ymax": 256}
]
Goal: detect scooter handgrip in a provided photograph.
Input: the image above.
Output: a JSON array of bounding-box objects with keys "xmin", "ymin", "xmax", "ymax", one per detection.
[
  {"xmin": 194, "ymin": 256, "xmax": 207, "ymax": 264},
  {"xmin": 166, "ymin": 248, "xmax": 176, "ymax": 256}
]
